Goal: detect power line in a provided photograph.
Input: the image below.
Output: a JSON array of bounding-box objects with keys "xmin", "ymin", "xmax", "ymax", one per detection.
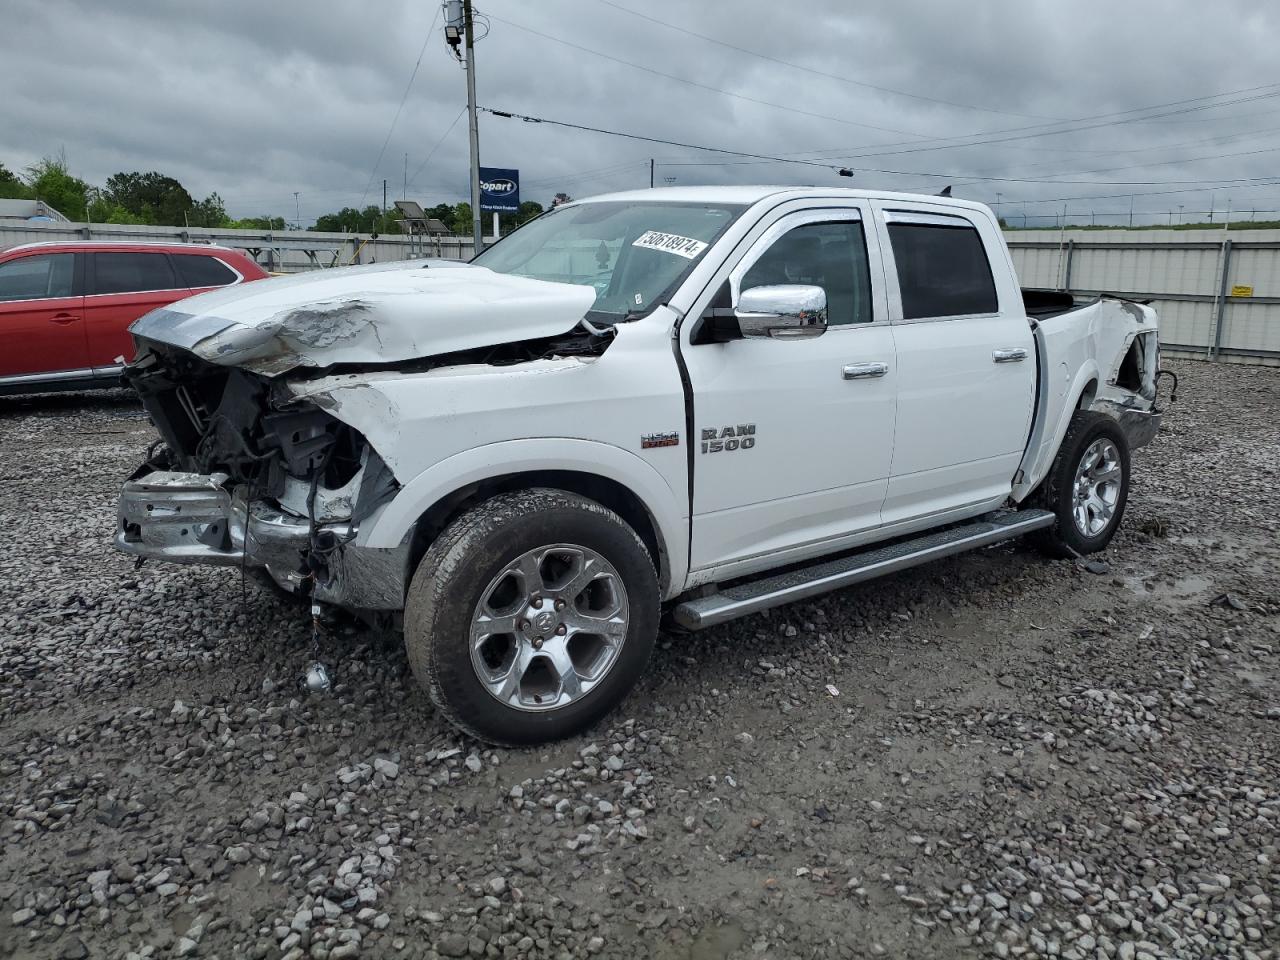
[
  {"xmin": 484, "ymin": 106, "xmax": 1280, "ymax": 190},
  {"xmin": 590, "ymin": 0, "xmax": 1058, "ymax": 122},
  {"xmin": 405, "ymin": 105, "xmax": 468, "ymax": 194},
  {"xmin": 358, "ymin": 7, "xmax": 442, "ymax": 208},
  {"xmin": 484, "ymin": 12, "xmax": 935, "ymax": 141},
  {"xmin": 482, "ymin": 107, "xmax": 853, "ymax": 175},
  {"xmin": 825, "ymin": 87, "xmax": 1280, "ymax": 160}
]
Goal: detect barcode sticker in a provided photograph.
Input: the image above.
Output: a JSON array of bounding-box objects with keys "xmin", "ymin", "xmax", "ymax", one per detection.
[{"xmin": 632, "ymin": 230, "xmax": 708, "ymax": 259}]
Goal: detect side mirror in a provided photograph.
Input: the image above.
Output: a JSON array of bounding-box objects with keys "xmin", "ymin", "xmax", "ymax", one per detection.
[{"xmin": 735, "ymin": 284, "xmax": 827, "ymax": 340}]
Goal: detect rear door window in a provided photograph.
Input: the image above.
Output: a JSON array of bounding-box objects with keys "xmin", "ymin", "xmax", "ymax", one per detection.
[
  {"xmin": 0, "ymin": 253, "xmax": 75, "ymax": 301},
  {"xmin": 174, "ymin": 253, "xmax": 238, "ymax": 288},
  {"xmin": 888, "ymin": 219, "xmax": 998, "ymax": 319},
  {"xmin": 93, "ymin": 252, "xmax": 178, "ymax": 295}
]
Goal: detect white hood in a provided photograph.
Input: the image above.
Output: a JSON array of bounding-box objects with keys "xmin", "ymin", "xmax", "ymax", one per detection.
[{"xmin": 129, "ymin": 258, "xmax": 598, "ymax": 376}]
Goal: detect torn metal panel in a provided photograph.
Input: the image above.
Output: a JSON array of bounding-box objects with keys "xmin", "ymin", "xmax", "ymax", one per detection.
[
  {"xmin": 116, "ymin": 469, "xmax": 409, "ymax": 610},
  {"xmin": 128, "ymin": 259, "xmax": 597, "ymax": 377}
]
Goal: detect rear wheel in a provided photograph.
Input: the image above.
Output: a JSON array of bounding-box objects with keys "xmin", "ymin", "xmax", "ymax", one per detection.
[
  {"xmin": 1033, "ymin": 411, "xmax": 1131, "ymax": 557},
  {"xmin": 404, "ymin": 489, "xmax": 659, "ymax": 745}
]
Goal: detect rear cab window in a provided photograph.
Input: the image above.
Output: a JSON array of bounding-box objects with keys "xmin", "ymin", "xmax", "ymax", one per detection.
[
  {"xmin": 92, "ymin": 252, "xmax": 178, "ymax": 295},
  {"xmin": 886, "ymin": 212, "xmax": 998, "ymax": 319},
  {"xmin": 174, "ymin": 253, "xmax": 238, "ymax": 288},
  {"xmin": 0, "ymin": 253, "xmax": 76, "ymax": 301}
]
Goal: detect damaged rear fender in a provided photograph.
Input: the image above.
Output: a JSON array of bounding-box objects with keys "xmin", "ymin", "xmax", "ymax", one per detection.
[{"xmin": 354, "ymin": 437, "xmax": 690, "ymax": 601}]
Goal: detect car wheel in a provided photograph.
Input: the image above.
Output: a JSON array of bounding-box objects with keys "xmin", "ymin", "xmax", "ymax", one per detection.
[
  {"xmin": 403, "ymin": 489, "xmax": 660, "ymax": 745},
  {"xmin": 1033, "ymin": 410, "xmax": 1131, "ymax": 558}
]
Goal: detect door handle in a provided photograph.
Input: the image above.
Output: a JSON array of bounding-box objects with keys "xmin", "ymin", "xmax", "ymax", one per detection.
[
  {"xmin": 842, "ymin": 361, "xmax": 889, "ymax": 380},
  {"xmin": 992, "ymin": 348, "xmax": 1028, "ymax": 363},
  {"xmin": 51, "ymin": 313, "xmax": 81, "ymax": 325}
]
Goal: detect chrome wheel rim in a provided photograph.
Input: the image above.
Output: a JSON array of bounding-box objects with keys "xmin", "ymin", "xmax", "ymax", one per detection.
[
  {"xmin": 469, "ymin": 544, "xmax": 629, "ymax": 712},
  {"xmin": 1072, "ymin": 438, "xmax": 1122, "ymax": 537}
]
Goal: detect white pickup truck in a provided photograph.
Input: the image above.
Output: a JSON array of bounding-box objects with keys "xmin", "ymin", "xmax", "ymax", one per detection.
[{"xmin": 116, "ymin": 186, "xmax": 1166, "ymax": 744}]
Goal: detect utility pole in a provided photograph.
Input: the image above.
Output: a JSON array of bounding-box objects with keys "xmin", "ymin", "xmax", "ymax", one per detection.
[
  {"xmin": 464, "ymin": 0, "xmax": 483, "ymax": 253},
  {"xmin": 1128, "ymin": 196, "xmax": 1134, "ymax": 228},
  {"xmin": 383, "ymin": 179, "xmax": 388, "ymax": 222},
  {"xmin": 650, "ymin": 158, "xmax": 654, "ymax": 188},
  {"xmin": 403, "ymin": 154, "xmax": 408, "ymax": 201}
]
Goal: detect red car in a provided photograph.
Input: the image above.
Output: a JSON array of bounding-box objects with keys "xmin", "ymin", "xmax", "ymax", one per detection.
[{"xmin": 0, "ymin": 241, "xmax": 269, "ymax": 395}]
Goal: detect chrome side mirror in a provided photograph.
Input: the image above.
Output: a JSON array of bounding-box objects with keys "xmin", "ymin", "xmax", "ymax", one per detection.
[{"xmin": 734, "ymin": 284, "xmax": 827, "ymax": 340}]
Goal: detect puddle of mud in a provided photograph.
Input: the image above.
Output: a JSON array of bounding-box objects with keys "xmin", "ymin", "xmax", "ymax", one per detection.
[{"xmin": 1123, "ymin": 572, "xmax": 1212, "ymax": 600}]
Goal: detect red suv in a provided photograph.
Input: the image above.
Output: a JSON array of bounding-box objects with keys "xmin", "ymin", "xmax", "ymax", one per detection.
[{"xmin": 0, "ymin": 241, "xmax": 269, "ymax": 395}]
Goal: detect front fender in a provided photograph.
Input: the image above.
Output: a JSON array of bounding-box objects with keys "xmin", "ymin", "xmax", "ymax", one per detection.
[{"xmin": 358, "ymin": 437, "xmax": 690, "ymax": 599}]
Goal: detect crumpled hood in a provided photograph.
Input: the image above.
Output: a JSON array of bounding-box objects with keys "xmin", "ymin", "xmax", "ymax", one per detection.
[{"xmin": 129, "ymin": 258, "xmax": 597, "ymax": 375}]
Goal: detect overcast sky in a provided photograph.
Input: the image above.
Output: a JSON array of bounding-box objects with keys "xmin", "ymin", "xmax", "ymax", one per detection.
[{"xmin": 5, "ymin": 0, "xmax": 1280, "ymax": 226}]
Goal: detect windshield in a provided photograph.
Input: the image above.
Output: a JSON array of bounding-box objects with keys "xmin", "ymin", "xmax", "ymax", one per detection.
[{"xmin": 472, "ymin": 200, "xmax": 744, "ymax": 323}]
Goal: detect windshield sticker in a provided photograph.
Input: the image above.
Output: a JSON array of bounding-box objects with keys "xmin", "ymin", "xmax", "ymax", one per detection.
[{"xmin": 632, "ymin": 230, "xmax": 709, "ymax": 259}]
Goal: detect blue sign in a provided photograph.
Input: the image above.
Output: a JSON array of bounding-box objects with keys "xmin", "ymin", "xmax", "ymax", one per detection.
[{"xmin": 479, "ymin": 167, "xmax": 520, "ymax": 213}]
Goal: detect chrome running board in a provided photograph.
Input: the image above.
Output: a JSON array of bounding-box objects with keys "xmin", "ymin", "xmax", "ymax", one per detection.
[{"xmin": 672, "ymin": 509, "xmax": 1055, "ymax": 630}]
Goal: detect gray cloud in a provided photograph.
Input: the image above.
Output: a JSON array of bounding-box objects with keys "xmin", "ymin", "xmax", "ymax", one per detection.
[{"xmin": 5, "ymin": 0, "xmax": 1279, "ymax": 225}]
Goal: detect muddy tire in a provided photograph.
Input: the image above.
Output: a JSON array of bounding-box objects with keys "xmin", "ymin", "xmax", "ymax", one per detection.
[
  {"xmin": 1033, "ymin": 411, "xmax": 1131, "ymax": 558},
  {"xmin": 403, "ymin": 489, "xmax": 660, "ymax": 745}
]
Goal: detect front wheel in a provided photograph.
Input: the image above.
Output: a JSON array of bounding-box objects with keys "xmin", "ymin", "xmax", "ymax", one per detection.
[
  {"xmin": 403, "ymin": 489, "xmax": 659, "ymax": 745},
  {"xmin": 1033, "ymin": 410, "xmax": 1131, "ymax": 558}
]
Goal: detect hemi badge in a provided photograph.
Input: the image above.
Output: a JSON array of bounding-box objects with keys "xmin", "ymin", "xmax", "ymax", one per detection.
[{"xmin": 641, "ymin": 432, "xmax": 680, "ymax": 449}]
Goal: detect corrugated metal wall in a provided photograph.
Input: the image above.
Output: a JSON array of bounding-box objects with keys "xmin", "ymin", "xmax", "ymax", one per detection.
[
  {"xmin": 0, "ymin": 220, "xmax": 475, "ymax": 272},
  {"xmin": 1006, "ymin": 227, "xmax": 1280, "ymax": 363}
]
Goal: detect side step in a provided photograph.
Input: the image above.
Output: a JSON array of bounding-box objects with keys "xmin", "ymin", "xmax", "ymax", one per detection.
[{"xmin": 672, "ymin": 509, "xmax": 1055, "ymax": 630}]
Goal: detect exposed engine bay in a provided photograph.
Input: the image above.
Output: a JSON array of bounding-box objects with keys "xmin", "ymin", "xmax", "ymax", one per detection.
[{"xmin": 118, "ymin": 327, "xmax": 612, "ymax": 606}]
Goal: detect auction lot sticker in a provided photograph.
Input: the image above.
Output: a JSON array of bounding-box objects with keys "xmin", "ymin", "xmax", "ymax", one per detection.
[{"xmin": 632, "ymin": 230, "xmax": 708, "ymax": 259}]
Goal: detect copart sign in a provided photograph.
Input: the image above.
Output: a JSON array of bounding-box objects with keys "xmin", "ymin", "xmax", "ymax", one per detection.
[{"xmin": 479, "ymin": 167, "xmax": 520, "ymax": 214}]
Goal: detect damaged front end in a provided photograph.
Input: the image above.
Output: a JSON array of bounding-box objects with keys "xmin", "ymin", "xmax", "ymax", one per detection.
[{"xmin": 115, "ymin": 342, "xmax": 409, "ymax": 610}]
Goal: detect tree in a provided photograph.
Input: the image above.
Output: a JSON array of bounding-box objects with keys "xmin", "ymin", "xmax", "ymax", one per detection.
[
  {"xmin": 498, "ymin": 199, "xmax": 544, "ymax": 235},
  {"xmin": 0, "ymin": 162, "xmax": 32, "ymax": 200},
  {"xmin": 103, "ymin": 171, "xmax": 195, "ymax": 226},
  {"xmin": 189, "ymin": 192, "xmax": 229, "ymax": 228},
  {"xmin": 451, "ymin": 202, "xmax": 474, "ymax": 236},
  {"xmin": 229, "ymin": 215, "xmax": 287, "ymax": 230},
  {"xmin": 25, "ymin": 154, "xmax": 90, "ymax": 218},
  {"xmin": 313, "ymin": 204, "xmax": 400, "ymax": 234}
]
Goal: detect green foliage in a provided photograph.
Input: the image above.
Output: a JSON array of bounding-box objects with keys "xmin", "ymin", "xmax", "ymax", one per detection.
[
  {"xmin": 229, "ymin": 215, "xmax": 287, "ymax": 230},
  {"xmin": 313, "ymin": 204, "xmax": 401, "ymax": 234},
  {"xmin": 25, "ymin": 154, "xmax": 90, "ymax": 218},
  {"xmin": 0, "ymin": 162, "xmax": 32, "ymax": 200},
  {"xmin": 103, "ymin": 171, "xmax": 195, "ymax": 226},
  {"xmin": 497, "ymin": 199, "xmax": 544, "ymax": 234},
  {"xmin": 189, "ymin": 192, "xmax": 229, "ymax": 228},
  {"xmin": 451, "ymin": 202, "xmax": 474, "ymax": 236}
]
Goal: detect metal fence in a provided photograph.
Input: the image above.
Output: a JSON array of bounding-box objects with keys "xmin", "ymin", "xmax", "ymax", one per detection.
[
  {"xmin": 0, "ymin": 220, "xmax": 475, "ymax": 272},
  {"xmin": 2, "ymin": 219, "xmax": 1276, "ymax": 364},
  {"xmin": 1005, "ymin": 227, "xmax": 1280, "ymax": 365}
]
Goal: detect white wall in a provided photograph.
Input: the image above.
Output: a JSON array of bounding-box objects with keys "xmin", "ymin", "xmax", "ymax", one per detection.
[{"xmin": 1006, "ymin": 227, "xmax": 1280, "ymax": 363}]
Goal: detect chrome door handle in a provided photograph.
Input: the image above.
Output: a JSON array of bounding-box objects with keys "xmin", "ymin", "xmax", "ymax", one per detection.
[
  {"xmin": 993, "ymin": 348, "xmax": 1028, "ymax": 363},
  {"xmin": 842, "ymin": 361, "xmax": 889, "ymax": 380}
]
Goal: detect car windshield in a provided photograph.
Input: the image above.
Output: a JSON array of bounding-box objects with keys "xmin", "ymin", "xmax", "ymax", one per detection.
[{"xmin": 471, "ymin": 200, "xmax": 744, "ymax": 323}]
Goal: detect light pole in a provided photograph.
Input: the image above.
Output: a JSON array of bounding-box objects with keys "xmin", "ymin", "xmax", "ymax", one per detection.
[
  {"xmin": 444, "ymin": 0, "xmax": 483, "ymax": 254},
  {"xmin": 1178, "ymin": 204, "xmax": 1184, "ymax": 225},
  {"xmin": 293, "ymin": 192, "xmax": 300, "ymax": 229}
]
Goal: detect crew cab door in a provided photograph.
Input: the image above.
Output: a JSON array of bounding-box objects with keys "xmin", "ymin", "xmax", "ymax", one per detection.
[
  {"xmin": 0, "ymin": 252, "xmax": 86, "ymax": 380},
  {"xmin": 679, "ymin": 203, "xmax": 896, "ymax": 578},
  {"xmin": 872, "ymin": 204, "xmax": 1035, "ymax": 524}
]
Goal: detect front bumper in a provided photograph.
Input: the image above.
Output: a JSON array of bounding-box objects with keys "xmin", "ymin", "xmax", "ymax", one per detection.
[{"xmin": 114, "ymin": 470, "xmax": 409, "ymax": 610}]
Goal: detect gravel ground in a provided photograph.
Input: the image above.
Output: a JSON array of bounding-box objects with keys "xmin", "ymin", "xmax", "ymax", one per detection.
[{"xmin": 0, "ymin": 358, "xmax": 1276, "ymax": 960}]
